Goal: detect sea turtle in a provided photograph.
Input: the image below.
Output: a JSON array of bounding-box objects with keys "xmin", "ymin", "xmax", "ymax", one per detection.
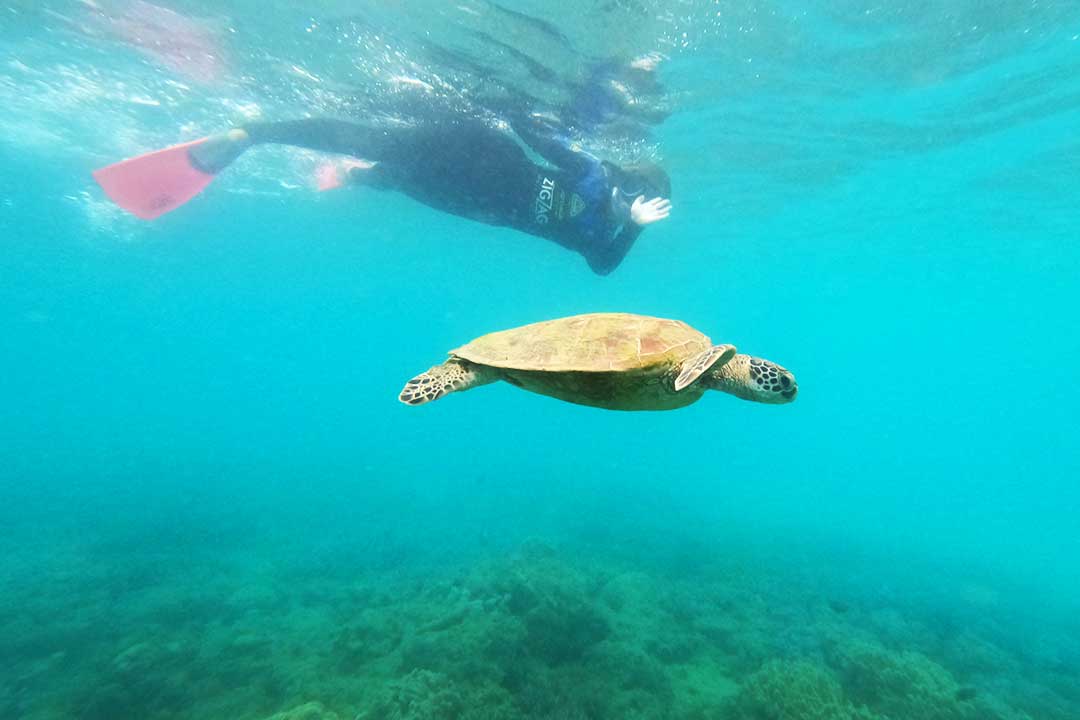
[{"xmin": 399, "ymin": 313, "xmax": 797, "ymax": 411}]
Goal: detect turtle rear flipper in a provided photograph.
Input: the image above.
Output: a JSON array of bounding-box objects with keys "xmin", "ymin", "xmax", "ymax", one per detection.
[
  {"xmin": 674, "ymin": 344, "xmax": 736, "ymax": 391},
  {"xmin": 399, "ymin": 359, "xmax": 496, "ymax": 406}
]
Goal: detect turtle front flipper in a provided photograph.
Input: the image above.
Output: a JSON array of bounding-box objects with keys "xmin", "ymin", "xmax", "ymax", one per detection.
[
  {"xmin": 674, "ymin": 344, "xmax": 736, "ymax": 391},
  {"xmin": 399, "ymin": 359, "xmax": 496, "ymax": 406}
]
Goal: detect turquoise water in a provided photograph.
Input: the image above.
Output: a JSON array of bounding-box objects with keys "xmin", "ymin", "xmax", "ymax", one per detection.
[{"xmin": 2, "ymin": 2, "xmax": 1079, "ymax": 719}]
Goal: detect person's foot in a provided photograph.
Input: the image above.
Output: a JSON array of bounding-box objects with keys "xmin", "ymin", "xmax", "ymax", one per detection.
[
  {"xmin": 188, "ymin": 128, "xmax": 251, "ymax": 174},
  {"xmin": 315, "ymin": 158, "xmax": 375, "ymax": 191}
]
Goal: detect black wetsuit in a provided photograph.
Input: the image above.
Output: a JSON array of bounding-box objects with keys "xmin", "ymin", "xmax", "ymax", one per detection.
[{"xmin": 242, "ymin": 117, "xmax": 643, "ymax": 275}]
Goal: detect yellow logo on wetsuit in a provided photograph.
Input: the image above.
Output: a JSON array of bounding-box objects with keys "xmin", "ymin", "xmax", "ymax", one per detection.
[
  {"xmin": 570, "ymin": 193, "xmax": 585, "ymax": 218},
  {"xmin": 536, "ymin": 177, "xmax": 585, "ymax": 225}
]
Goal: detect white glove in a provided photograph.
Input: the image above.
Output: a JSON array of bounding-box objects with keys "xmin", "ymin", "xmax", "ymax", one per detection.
[{"xmin": 630, "ymin": 196, "xmax": 672, "ymax": 226}]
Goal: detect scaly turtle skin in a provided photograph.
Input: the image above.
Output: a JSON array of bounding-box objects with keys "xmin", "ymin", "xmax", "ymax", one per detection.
[{"xmin": 399, "ymin": 313, "xmax": 797, "ymax": 411}]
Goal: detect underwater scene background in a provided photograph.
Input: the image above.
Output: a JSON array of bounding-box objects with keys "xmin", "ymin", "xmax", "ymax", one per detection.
[{"xmin": 2, "ymin": 1, "xmax": 1079, "ymax": 719}]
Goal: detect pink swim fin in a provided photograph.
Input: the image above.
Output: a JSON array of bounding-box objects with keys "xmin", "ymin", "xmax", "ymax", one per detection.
[{"xmin": 92, "ymin": 138, "xmax": 214, "ymax": 220}]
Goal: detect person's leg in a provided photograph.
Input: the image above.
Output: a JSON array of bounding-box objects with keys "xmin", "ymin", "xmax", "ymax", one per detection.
[
  {"xmin": 93, "ymin": 117, "xmax": 428, "ymax": 219},
  {"xmin": 189, "ymin": 118, "xmax": 418, "ymax": 174},
  {"xmin": 243, "ymin": 119, "xmax": 413, "ymax": 157}
]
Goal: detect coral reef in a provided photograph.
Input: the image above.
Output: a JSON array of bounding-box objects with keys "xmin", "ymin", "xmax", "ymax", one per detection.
[
  {"xmin": 467, "ymin": 540, "xmax": 611, "ymax": 666},
  {"xmin": 828, "ymin": 639, "xmax": 1033, "ymax": 720},
  {"xmin": 362, "ymin": 669, "xmax": 516, "ymax": 720},
  {"xmin": 0, "ymin": 534, "xmax": 1071, "ymax": 720},
  {"xmin": 731, "ymin": 658, "xmax": 878, "ymax": 720},
  {"xmin": 261, "ymin": 702, "xmax": 340, "ymax": 720}
]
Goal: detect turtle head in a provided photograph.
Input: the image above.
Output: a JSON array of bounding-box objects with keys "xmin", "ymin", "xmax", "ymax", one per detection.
[{"xmin": 707, "ymin": 353, "xmax": 797, "ymax": 404}]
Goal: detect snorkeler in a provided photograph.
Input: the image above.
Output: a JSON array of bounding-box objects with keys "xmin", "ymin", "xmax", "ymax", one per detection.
[
  {"xmin": 93, "ymin": 111, "xmax": 671, "ymax": 276},
  {"xmin": 565, "ymin": 52, "xmax": 671, "ymax": 139}
]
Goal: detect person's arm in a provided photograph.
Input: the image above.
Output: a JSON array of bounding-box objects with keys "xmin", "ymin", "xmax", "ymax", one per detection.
[
  {"xmin": 586, "ymin": 195, "xmax": 671, "ymax": 275},
  {"xmin": 508, "ymin": 113, "xmax": 596, "ymax": 175},
  {"xmin": 586, "ymin": 223, "xmax": 643, "ymax": 276}
]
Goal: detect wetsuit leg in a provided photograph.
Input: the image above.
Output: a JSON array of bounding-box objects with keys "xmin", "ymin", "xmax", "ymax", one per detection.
[
  {"xmin": 369, "ymin": 118, "xmax": 537, "ymax": 224},
  {"xmin": 242, "ymin": 119, "xmax": 419, "ymax": 163},
  {"xmin": 240, "ymin": 117, "xmax": 540, "ymax": 228}
]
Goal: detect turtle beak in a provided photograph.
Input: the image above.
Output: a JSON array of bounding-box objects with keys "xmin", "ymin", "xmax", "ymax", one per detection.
[{"xmin": 779, "ymin": 373, "xmax": 797, "ymax": 401}]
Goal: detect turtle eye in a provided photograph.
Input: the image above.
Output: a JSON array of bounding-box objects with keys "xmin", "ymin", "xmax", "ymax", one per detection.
[{"xmin": 780, "ymin": 375, "xmax": 791, "ymax": 388}]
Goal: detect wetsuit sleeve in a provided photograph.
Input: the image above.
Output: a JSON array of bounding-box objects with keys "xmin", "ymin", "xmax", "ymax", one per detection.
[
  {"xmin": 511, "ymin": 115, "xmax": 596, "ymax": 175},
  {"xmin": 585, "ymin": 223, "xmax": 643, "ymax": 276}
]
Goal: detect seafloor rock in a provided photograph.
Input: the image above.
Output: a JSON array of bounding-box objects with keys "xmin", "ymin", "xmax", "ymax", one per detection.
[
  {"xmin": 467, "ymin": 544, "xmax": 610, "ymax": 666},
  {"xmin": 361, "ymin": 668, "xmax": 517, "ymax": 720},
  {"xmin": 363, "ymin": 670, "xmax": 461, "ymax": 720},
  {"xmin": 941, "ymin": 629, "xmax": 1018, "ymax": 678},
  {"xmin": 645, "ymin": 626, "xmax": 702, "ymax": 664},
  {"xmin": 522, "ymin": 591, "xmax": 609, "ymax": 664},
  {"xmin": 111, "ymin": 639, "xmax": 188, "ymax": 675},
  {"xmin": 83, "ymin": 637, "xmax": 201, "ymax": 718},
  {"xmin": 828, "ymin": 639, "xmax": 1032, "ymax": 720},
  {"xmin": 398, "ymin": 600, "xmax": 525, "ymax": 687},
  {"xmin": 584, "ymin": 640, "xmax": 671, "ymax": 695},
  {"xmin": 731, "ymin": 658, "xmax": 879, "ymax": 720},
  {"xmin": 598, "ymin": 572, "xmax": 705, "ymax": 664},
  {"xmin": 567, "ymin": 639, "xmax": 677, "ymax": 720},
  {"xmin": 261, "ymin": 701, "xmax": 341, "ymax": 720},
  {"xmin": 333, "ymin": 613, "xmax": 403, "ymax": 671}
]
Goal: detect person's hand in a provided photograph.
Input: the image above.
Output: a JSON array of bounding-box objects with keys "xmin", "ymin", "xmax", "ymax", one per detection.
[
  {"xmin": 630, "ymin": 196, "xmax": 671, "ymax": 226},
  {"xmin": 630, "ymin": 52, "xmax": 666, "ymax": 72}
]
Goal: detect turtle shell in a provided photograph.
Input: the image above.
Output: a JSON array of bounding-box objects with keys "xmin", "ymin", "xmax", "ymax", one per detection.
[{"xmin": 451, "ymin": 313, "xmax": 711, "ymax": 373}]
